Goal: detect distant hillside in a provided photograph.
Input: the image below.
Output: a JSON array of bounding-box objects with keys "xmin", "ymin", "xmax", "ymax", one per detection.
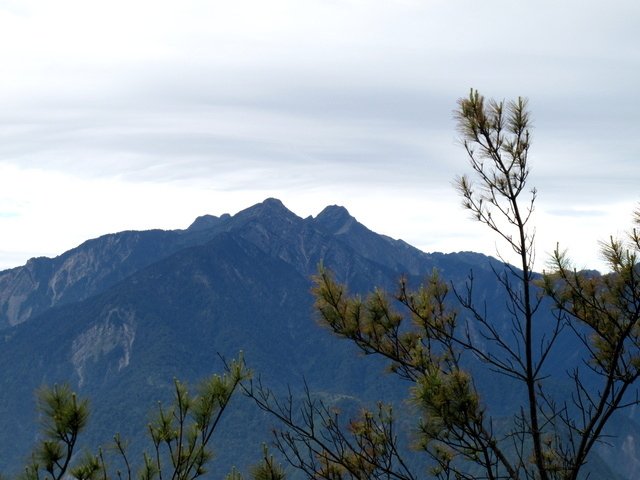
[{"xmin": 0, "ymin": 199, "xmax": 634, "ymax": 478}]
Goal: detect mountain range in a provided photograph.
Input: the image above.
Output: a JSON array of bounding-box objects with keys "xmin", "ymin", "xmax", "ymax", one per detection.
[{"xmin": 0, "ymin": 198, "xmax": 636, "ymax": 478}]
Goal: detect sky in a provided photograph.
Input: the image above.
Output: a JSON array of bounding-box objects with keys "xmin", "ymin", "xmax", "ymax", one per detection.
[{"xmin": 0, "ymin": 0, "xmax": 638, "ymax": 272}]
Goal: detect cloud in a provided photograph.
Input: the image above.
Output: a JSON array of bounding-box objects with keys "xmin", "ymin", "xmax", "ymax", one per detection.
[
  {"xmin": 0, "ymin": 0, "xmax": 638, "ymax": 272},
  {"xmin": 547, "ymin": 209, "xmax": 607, "ymax": 218}
]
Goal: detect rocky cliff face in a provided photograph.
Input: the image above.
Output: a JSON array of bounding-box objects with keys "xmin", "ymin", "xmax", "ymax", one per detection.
[
  {"xmin": 70, "ymin": 307, "xmax": 137, "ymax": 387},
  {"xmin": 0, "ymin": 228, "xmax": 215, "ymax": 329},
  {"xmin": 0, "ymin": 262, "xmax": 39, "ymax": 326}
]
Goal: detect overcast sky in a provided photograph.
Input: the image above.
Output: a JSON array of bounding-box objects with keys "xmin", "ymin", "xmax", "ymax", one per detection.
[{"xmin": 0, "ymin": 0, "xmax": 638, "ymax": 272}]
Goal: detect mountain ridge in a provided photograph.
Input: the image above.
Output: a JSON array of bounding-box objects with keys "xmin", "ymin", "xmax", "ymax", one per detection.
[
  {"xmin": 0, "ymin": 198, "xmax": 628, "ymax": 478},
  {"xmin": 0, "ymin": 198, "xmax": 503, "ymax": 475},
  {"xmin": 0, "ymin": 198, "xmax": 492, "ymax": 330}
]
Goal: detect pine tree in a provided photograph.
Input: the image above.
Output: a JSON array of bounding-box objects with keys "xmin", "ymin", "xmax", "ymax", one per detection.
[
  {"xmin": 16, "ymin": 355, "xmax": 251, "ymax": 480},
  {"xmin": 248, "ymin": 90, "xmax": 640, "ymax": 480}
]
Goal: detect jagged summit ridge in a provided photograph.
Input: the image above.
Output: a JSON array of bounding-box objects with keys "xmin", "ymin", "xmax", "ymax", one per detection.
[
  {"xmin": 187, "ymin": 213, "xmax": 230, "ymax": 231},
  {"xmin": 189, "ymin": 199, "xmax": 356, "ymax": 235},
  {"xmin": 0, "ymin": 199, "xmax": 365, "ymax": 329},
  {"xmin": 314, "ymin": 205, "xmax": 355, "ymax": 235},
  {"xmin": 235, "ymin": 198, "xmax": 297, "ymax": 220},
  {"xmin": 188, "ymin": 199, "xmax": 299, "ymax": 232},
  {"xmin": 0, "ymin": 197, "xmax": 444, "ymax": 330}
]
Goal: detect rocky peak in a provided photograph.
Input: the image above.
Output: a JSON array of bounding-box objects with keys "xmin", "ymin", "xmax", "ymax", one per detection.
[
  {"xmin": 232, "ymin": 198, "xmax": 300, "ymax": 227},
  {"xmin": 314, "ymin": 205, "xmax": 356, "ymax": 235},
  {"xmin": 187, "ymin": 213, "xmax": 230, "ymax": 232}
]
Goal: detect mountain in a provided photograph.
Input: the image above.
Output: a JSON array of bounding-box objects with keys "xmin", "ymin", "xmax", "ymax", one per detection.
[
  {"xmin": 0, "ymin": 198, "xmax": 488, "ymax": 332},
  {"xmin": 0, "ymin": 199, "xmax": 632, "ymax": 478}
]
